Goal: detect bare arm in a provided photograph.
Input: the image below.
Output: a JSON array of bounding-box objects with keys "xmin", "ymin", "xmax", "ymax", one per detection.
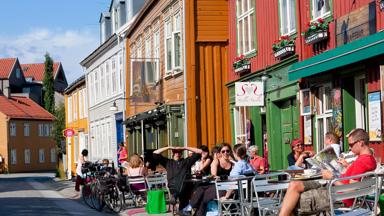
[
  {"xmin": 211, "ymin": 159, "xmax": 219, "ymax": 177},
  {"xmin": 176, "ymin": 146, "xmax": 203, "ymax": 154},
  {"xmin": 199, "ymin": 158, "xmax": 212, "ymax": 172},
  {"xmin": 153, "ymin": 146, "xmax": 172, "ymax": 155}
]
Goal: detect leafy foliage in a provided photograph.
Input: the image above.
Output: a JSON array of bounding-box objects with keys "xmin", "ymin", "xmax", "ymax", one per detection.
[
  {"xmin": 302, "ymin": 18, "xmax": 329, "ymax": 37},
  {"xmin": 52, "ymin": 103, "xmax": 65, "ymax": 155},
  {"xmin": 272, "ymin": 35, "xmax": 295, "ymax": 52},
  {"xmin": 43, "ymin": 53, "xmax": 55, "ymax": 114},
  {"xmin": 232, "ymin": 54, "xmax": 250, "ymax": 69}
]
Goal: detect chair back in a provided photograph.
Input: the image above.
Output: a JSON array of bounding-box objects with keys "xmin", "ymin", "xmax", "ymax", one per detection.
[
  {"xmin": 146, "ymin": 173, "xmax": 168, "ymax": 190},
  {"xmin": 328, "ymin": 172, "xmax": 380, "ymax": 216},
  {"xmin": 127, "ymin": 175, "xmax": 147, "ymax": 193}
]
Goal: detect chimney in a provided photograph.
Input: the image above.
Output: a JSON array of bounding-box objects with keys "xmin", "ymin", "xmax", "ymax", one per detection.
[{"xmin": 3, "ymin": 80, "xmax": 10, "ymax": 98}]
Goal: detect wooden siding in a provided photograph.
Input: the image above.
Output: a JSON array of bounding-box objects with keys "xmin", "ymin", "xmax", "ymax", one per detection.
[
  {"xmin": 0, "ymin": 113, "xmax": 8, "ymax": 173},
  {"xmin": 195, "ymin": 0, "xmax": 228, "ymax": 42},
  {"xmin": 7, "ymin": 120, "xmax": 55, "ymax": 173},
  {"xmin": 228, "ymin": 0, "xmax": 286, "ymax": 82}
]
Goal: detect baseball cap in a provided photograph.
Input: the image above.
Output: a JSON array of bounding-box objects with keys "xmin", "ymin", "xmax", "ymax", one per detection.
[{"xmin": 291, "ymin": 139, "xmax": 303, "ymax": 149}]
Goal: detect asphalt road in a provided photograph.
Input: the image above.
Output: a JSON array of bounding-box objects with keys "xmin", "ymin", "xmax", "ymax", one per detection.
[{"xmin": 0, "ymin": 173, "xmax": 106, "ymax": 216}]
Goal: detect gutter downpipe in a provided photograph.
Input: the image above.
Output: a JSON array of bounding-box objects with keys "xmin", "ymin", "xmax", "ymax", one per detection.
[{"xmin": 182, "ymin": 0, "xmax": 188, "ymax": 149}]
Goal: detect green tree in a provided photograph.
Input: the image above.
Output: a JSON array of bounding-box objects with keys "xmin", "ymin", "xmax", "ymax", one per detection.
[
  {"xmin": 43, "ymin": 53, "xmax": 55, "ymax": 114},
  {"xmin": 52, "ymin": 103, "xmax": 66, "ymax": 178}
]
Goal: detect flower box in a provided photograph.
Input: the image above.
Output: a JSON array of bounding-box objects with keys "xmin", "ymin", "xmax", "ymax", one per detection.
[
  {"xmin": 234, "ymin": 63, "xmax": 251, "ymax": 73},
  {"xmin": 305, "ymin": 30, "xmax": 329, "ymax": 45},
  {"xmin": 274, "ymin": 45, "xmax": 295, "ymax": 59}
]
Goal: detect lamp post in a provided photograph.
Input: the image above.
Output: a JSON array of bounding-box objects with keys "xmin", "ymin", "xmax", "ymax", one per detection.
[{"xmin": 109, "ymin": 98, "xmax": 130, "ymax": 111}]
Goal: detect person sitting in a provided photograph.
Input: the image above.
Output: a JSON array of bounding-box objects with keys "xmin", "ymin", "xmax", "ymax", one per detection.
[
  {"xmin": 249, "ymin": 145, "xmax": 268, "ymax": 174},
  {"xmin": 153, "ymin": 146, "xmax": 202, "ymax": 213},
  {"xmin": 191, "ymin": 145, "xmax": 212, "ymax": 176},
  {"xmin": 324, "ymin": 132, "xmax": 341, "ymax": 158},
  {"xmin": 279, "ymin": 128, "xmax": 377, "ymax": 216},
  {"xmin": 190, "ymin": 143, "xmax": 234, "ymax": 216},
  {"xmin": 287, "ymin": 139, "xmax": 313, "ymax": 170},
  {"xmin": 74, "ymin": 149, "xmax": 88, "ymax": 194}
]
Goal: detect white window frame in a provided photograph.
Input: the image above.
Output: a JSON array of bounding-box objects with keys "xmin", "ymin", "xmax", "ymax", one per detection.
[
  {"xmin": 119, "ymin": 52, "xmax": 124, "ymax": 92},
  {"xmin": 236, "ymin": 0, "xmax": 256, "ymax": 55},
  {"xmin": 24, "ymin": 149, "xmax": 31, "ymax": 164},
  {"xmin": 44, "ymin": 124, "xmax": 50, "ymax": 136},
  {"xmin": 94, "ymin": 69, "xmax": 99, "ymax": 103},
  {"xmin": 10, "ymin": 122, "xmax": 16, "ymax": 136},
  {"xmin": 39, "ymin": 148, "xmax": 45, "ymax": 163},
  {"xmin": 24, "ymin": 123, "xmax": 30, "ymax": 136},
  {"xmin": 164, "ymin": 18, "xmax": 173, "ymax": 74},
  {"xmin": 83, "ymin": 88, "xmax": 88, "ymax": 118},
  {"xmin": 74, "ymin": 136, "xmax": 79, "ymax": 163},
  {"xmin": 38, "ymin": 124, "xmax": 44, "ymax": 136},
  {"xmin": 279, "ymin": 0, "xmax": 296, "ymax": 36},
  {"xmin": 111, "ymin": 58, "xmax": 117, "ymax": 94},
  {"xmin": 88, "ymin": 75, "xmax": 93, "ymax": 106},
  {"xmin": 100, "ymin": 64, "xmax": 105, "ymax": 98},
  {"xmin": 137, "ymin": 37, "xmax": 142, "ymax": 58},
  {"xmin": 173, "ymin": 12, "xmax": 182, "ymax": 71},
  {"xmin": 11, "ymin": 149, "xmax": 16, "ymax": 165},
  {"xmin": 145, "ymin": 32, "xmax": 152, "ymax": 59},
  {"xmin": 233, "ymin": 106, "xmax": 248, "ymax": 144},
  {"xmin": 314, "ymin": 83, "xmax": 333, "ymax": 151},
  {"xmin": 311, "ymin": 0, "xmax": 331, "ymax": 21},
  {"xmin": 50, "ymin": 148, "xmax": 56, "ymax": 163},
  {"xmin": 355, "ymin": 75, "xmax": 366, "ymax": 130},
  {"xmin": 79, "ymin": 90, "xmax": 83, "ymax": 119},
  {"xmin": 105, "ymin": 62, "xmax": 110, "ymax": 96}
]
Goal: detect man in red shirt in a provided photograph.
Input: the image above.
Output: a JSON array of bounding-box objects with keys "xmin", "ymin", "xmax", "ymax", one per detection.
[
  {"xmin": 279, "ymin": 128, "xmax": 377, "ymax": 216},
  {"xmin": 249, "ymin": 145, "xmax": 267, "ymax": 174}
]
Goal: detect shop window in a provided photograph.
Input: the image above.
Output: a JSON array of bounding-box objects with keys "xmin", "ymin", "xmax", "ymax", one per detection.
[
  {"xmin": 311, "ymin": 0, "xmax": 331, "ymax": 20},
  {"xmin": 315, "ymin": 83, "xmax": 332, "ymax": 151},
  {"xmin": 279, "ymin": 0, "xmax": 296, "ymax": 36},
  {"xmin": 236, "ymin": 0, "xmax": 256, "ymax": 55},
  {"xmin": 234, "ymin": 106, "xmax": 250, "ymax": 144}
]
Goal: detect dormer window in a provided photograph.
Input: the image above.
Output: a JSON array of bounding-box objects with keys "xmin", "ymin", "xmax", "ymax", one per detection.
[{"xmin": 16, "ymin": 68, "xmax": 21, "ymax": 78}]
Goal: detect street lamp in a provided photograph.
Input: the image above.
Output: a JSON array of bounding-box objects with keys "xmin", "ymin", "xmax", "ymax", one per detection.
[{"xmin": 109, "ymin": 98, "xmax": 129, "ymax": 111}]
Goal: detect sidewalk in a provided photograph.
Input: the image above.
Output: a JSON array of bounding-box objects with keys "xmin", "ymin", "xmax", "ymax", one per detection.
[{"xmin": 48, "ymin": 177, "xmax": 173, "ymax": 216}]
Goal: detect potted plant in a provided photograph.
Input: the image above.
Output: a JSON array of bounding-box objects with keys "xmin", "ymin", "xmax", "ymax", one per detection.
[
  {"xmin": 233, "ymin": 54, "xmax": 251, "ymax": 73},
  {"xmin": 302, "ymin": 18, "xmax": 329, "ymax": 45},
  {"xmin": 272, "ymin": 35, "xmax": 295, "ymax": 59}
]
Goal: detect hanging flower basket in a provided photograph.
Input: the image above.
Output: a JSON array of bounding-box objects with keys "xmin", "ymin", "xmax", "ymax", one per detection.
[
  {"xmin": 233, "ymin": 55, "xmax": 251, "ymax": 74},
  {"xmin": 302, "ymin": 18, "xmax": 329, "ymax": 45},
  {"xmin": 272, "ymin": 35, "xmax": 295, "ymax": 59}
]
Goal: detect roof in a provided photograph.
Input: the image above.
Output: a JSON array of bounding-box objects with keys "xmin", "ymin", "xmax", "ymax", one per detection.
[
  {"xmin": 0, "ymin": 58, "xmax": 17, "ymax": 79},
  {"xmin": 21, "ymin": 62, "xmax": 60, "ymax": 81},
  {"xmin": 0, "ymin": 96, "xmax": 54, "ymax": 120},
  {"xmin": 64, "ymin": 75, "xmax": 86, "ymax": 94},
  {"xmin": 126, "ymin": 0, "xmax": 156, "ymax": 37}
]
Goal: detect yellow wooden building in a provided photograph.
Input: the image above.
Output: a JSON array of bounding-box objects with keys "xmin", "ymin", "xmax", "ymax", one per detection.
[{"xmin": 64, "ymin": 75, "xmax": 88, "ymax": 178}]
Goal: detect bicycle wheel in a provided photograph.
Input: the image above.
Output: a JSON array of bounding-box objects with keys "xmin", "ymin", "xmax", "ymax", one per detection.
[
  {"xmin": 105, "ymin": 186, "xmax": 123, "ymax": 213},
  {"xmin": 92, "ymin": 182, "xmax": 105, "ymax": 212},
  {"xmin": 82, "ymin": 183, "xmax": 94, "ymax": 209}
]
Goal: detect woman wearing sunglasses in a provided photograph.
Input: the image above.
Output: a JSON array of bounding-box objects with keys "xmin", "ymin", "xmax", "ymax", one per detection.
[{"xmin": 287, "ymin": 139, "xmax": 313, "ymax": 170}]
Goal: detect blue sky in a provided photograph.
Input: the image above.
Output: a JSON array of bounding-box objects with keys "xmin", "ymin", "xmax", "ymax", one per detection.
[{"xmin": 0, "ymin": 0, "xmax": 111, "ymax": 83}]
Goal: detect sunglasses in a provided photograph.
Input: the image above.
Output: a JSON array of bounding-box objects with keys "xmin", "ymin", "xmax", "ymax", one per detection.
[
  {"xmin": 295, "ymin": 144, "xmax": 304, "ymax": 148},
  {"xmin": 349, "ymin": 139, "xmax": 361, "ymax": 148},
  {"xmin": 221, "ymin": 149, "xmax": 230, "ymax": 153}
]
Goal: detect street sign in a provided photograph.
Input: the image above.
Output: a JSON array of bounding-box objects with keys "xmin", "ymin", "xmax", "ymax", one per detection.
[{"xmin": 63, "ymin": 128, "xmax": 75, "ymax": 137}]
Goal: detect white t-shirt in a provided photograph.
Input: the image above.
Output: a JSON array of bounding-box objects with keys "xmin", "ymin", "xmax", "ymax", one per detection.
[{"xmin": 76, "ymin": 156, "xmax": 87, "ymax": 176}]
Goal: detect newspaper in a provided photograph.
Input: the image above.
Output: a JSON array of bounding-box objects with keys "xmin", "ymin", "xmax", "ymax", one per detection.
[{"xmin": 305, "ymin": 146, "xmax": 345, "ymax": 176}]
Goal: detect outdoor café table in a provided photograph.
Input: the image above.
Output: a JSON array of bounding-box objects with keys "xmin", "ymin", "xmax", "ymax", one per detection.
[{"xmin": 219, "ymin": 175, "xmax": 254, "ymax": 216}]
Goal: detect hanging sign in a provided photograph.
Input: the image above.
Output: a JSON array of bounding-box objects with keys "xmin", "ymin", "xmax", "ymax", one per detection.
[
  {"xmin": 235, "ymin": 82, "xmax": 264, "ymax": 106},
  {"xmin": 63, "ymin": 128, "xmax": 75, "ymax": 137},
  {"xmin": 368, "ymin": 92, "xmax": 382, "ymax": 141}
]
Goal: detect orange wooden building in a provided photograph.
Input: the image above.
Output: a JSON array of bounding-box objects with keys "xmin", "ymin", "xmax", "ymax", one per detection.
[{"xmin": 124, "ymin": 0, "xmax": 230, "ymax": 157}]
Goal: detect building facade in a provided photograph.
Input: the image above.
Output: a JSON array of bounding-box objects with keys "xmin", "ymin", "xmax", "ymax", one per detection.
[
  {"xmin": 0, "ymin": 96, "xmax": 55, "ymax": 173},
  {"xmin": 124, "ymin": 0, "xmax": 230, "ymax": 158},
  {"xmin": 64, "ymin": 75, "xmax": 88, "ymax": 178}
]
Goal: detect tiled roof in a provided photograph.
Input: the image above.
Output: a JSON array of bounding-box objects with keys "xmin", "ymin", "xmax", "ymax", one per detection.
[
  {"xmin": 21, "ymin": 62, "xmax": 60, "ymax": 81},
  {"xmin": 0, "ymin": 58, "xmax": 16, "ymax": 79},
  {"xmin": 0, "ymin": 96, "xmax": 54, "ymax": 120}
]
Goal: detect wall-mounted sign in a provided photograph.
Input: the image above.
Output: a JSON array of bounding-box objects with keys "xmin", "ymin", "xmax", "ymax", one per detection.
[
  {"xmin": 235, "ymin": 82, "xmax": 264, "ymax": 106},
  {"xmin": 368, "ymin": 92, "xmax": 382, "ymax": 141},
  {"xmin": 63, "ymin": 128, "xmax": 75, "ymax": 137},
  {"xmin": 335, "ymin": 3, "xmax": 376, "ymax": 46},
  {"xmin": 300, "ymin": 89, "xmax": 312, "ymax": 116},
  {"xmin": 304, "ymin": 116, "xmax": 312, "ymax": 145}
]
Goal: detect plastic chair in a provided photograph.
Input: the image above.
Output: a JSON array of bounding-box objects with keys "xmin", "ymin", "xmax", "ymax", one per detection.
[
  {"xmin": 251, "ymin": 172, "xmax": 291, "ymax": 216},
  {"xmin": 328, "ymin": 172, "xmax": 380, "ymax": 216},
  {"xmin": 146, "ymin": 173, "xmax": 174, "ymax": 212},
  {"xmin": 215, "ymin": 176, "xmax": 249, "ymax": 216},
  {"xmin": 126, "ymin": 175, "xmax": 147, "ymax": 207}
]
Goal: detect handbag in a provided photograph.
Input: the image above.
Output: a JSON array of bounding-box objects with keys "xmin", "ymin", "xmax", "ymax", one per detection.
[{"xmin": 145, "ymin": 189, "xmax": 167, "ymax": 214}]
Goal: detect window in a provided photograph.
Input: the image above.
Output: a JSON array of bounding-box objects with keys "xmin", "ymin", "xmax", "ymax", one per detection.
[
  {"xmin": 11, "ymin": 149, "xmax": 16, "ymax": 165},
  {"xmin": 100, "ymin": 65, "xmax": 105, "ymax": 98},
  {"xmin": 50, "ymin": 148, "xmax": 56, "ymax": 163},
  {"xmin": 94, "ymin": 69, "xmax": 99, "ymax": 102},
  {"xmin": 315, "ymin": 83, "xmax": 333, "ymax": 151},
  {"xmin": 119, "ymin": 52, "xmax": 123, "ymax": 92},
  {"xmin": 311, "ymin": 0, "xmax": 331, "ymax": 20},
  {"xmin": 68, "ymin": 96, "xmax": 72, "ymax": 122},
  {"xmin": 165, "ymin": 19, "xmax": 172, "ymax": 73},
  {"xmin": 39, "ymin": 149, "xmax": 45, "ymax": 163},
  {"xmin": 88, "ymin": 75, "xmax": 93, "ymax": 106},
  {"xmin": 79, "ymin": 90, "xmax": 83, "ymax": 119},
  {"xmin": 279, "ymin": 0, "xmax": 296, "ymax": 35},
  {"xmin": 44, "ymin": 124, "xmax": 50, "ymax": 136},
  {"xmin": 24, "ymin": 123, "xmax": 30, "ymax": 136},
  {"xmin": 22, "ymin": 87, "xmax": 31, "ymax": 93},
  {"xmin": 237, "ymin": 0, "xmax": 256, "ymax": 55},
  {"xmin": 233, "ymin": 106, "xmax": 250, "ymax": 144},
  {"xmin": 105, "ymin": 62, "xmax": 110, "ymax": 96},
  {"xmin": 38, "ymin": 124, "xmax": 44, "ymax": 136},
  {"xmin": 154, "ymin": 29, "xmax": 160, "ymax": 59},
  {"xmin": 16, "ymin": 68, "xmax": 21, "ymax": 78},
  {"xmin": 173, "ymin": 12, "xmax": 181, "ymax": 69},
  {"xmin": 74, "ymin": 136, "xmax": 79, "ymax": 163},
  {"xmin": 73, "ymin": 93, "xmax": 78, "ymax": 121},
  {"xmin": 355, "ymin": 76, "xmax": 367, "ymax": 130},
  {"xmin": 137, "ymin": 38, "xmax": 142, "ymax": 58},
  {"xmin": 10, "ymin": 122, "xmax": 16, "ymax": 136},
  {"xmin": 24, "ymin": 149, "xmax": 31, "ymax": 164},
  {"xmin": 83, "ymin": 88, "xmax": 88, "ymax": 118},
  {"xmin": 145, "ymin": 34, "xmax": 152, "ymax": 58},
  {"xmin": 111, "ymin": 59, "xmax": 117, "ymax": 93}
]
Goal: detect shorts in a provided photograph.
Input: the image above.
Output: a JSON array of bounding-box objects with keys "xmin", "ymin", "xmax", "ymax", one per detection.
[{"xmin": 297, "ymin": 181, "xmax": 330, "ymax": 215}]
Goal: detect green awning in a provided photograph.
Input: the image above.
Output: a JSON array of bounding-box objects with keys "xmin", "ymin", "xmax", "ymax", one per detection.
[{"xmin": 288, "ymin": 31, "xmax": 384, "ymax": 80}]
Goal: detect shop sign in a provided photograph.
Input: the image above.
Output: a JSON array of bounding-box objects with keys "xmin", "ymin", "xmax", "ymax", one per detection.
[
  {"xmin": 368, "ymin": 92, "xmax": 382, "ymax": 141},
  {"xmin": 63, "ymin": 128, "xmax": 75, "ymax": 137},
  {"xmin": 235, "ymin": 82, "xmax": 264, "ymax": 106}
]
